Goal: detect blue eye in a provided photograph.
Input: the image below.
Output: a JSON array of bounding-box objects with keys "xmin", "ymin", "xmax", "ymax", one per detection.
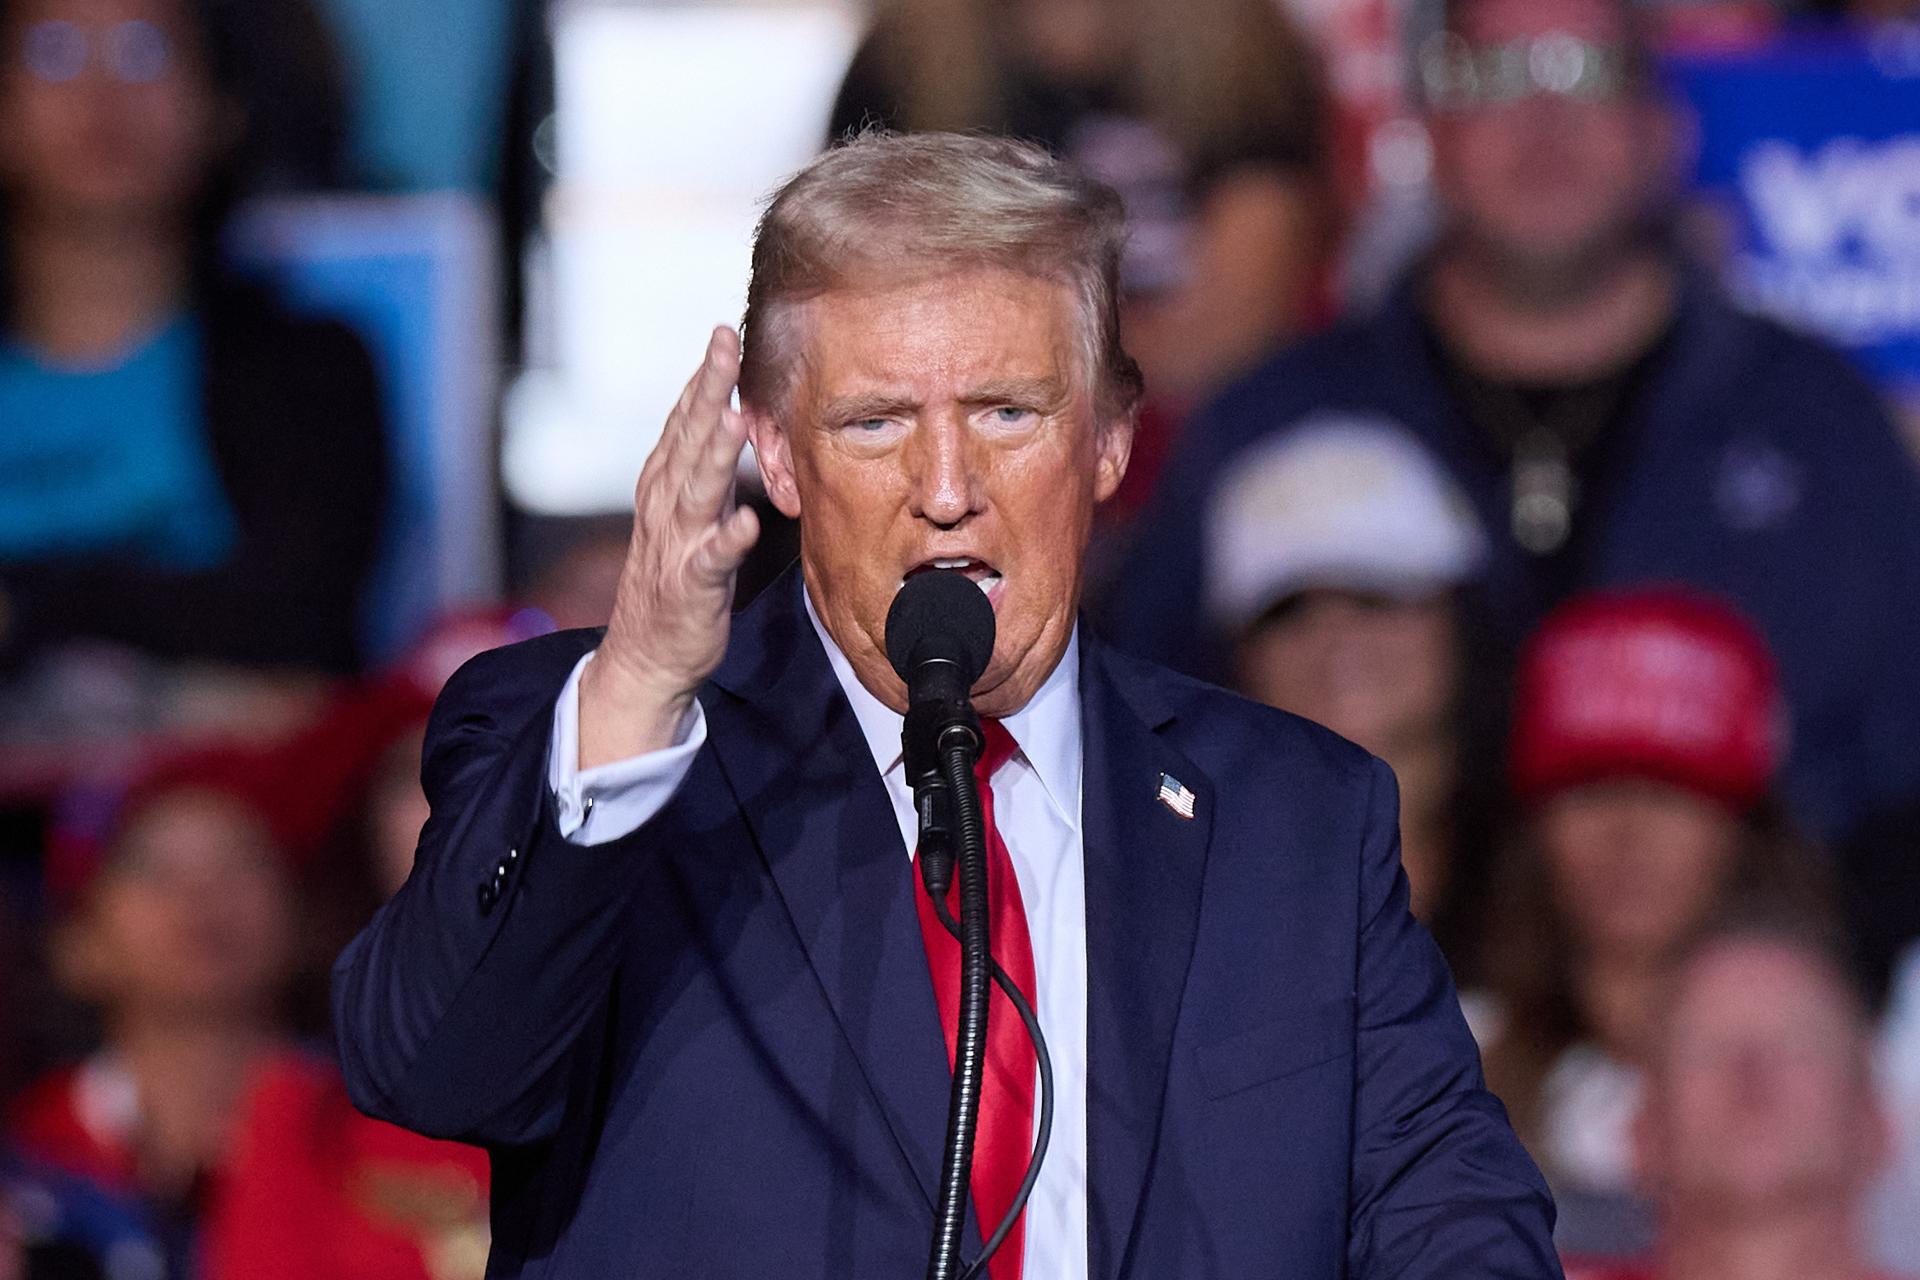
[
  {"xmin": 851, "ymin": 418, "xmax": 889, "ymax": 432},
  {"xmin": 990, "ymin": 406, "xmax": 1034, "ymax": 425}
]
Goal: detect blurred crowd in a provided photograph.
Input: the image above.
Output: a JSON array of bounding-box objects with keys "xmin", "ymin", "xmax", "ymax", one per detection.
[{"xmin": 2, "ymin": 0, "xmax": 1919, "ymax": 1275}]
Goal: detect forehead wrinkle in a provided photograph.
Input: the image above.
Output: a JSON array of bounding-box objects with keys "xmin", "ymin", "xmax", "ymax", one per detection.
[{"xmin": 784, "ymin": 271, "xmax": 1096, "ymax": 457}]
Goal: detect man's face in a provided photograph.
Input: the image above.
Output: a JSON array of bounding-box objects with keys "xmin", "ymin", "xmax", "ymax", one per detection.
[
  {"xmin": 1637, "ymin": 940, "xmax": 1885, "ymax": 1218},
  {"xmin": 1425, "ymin": 0, "xmax": 1671, "ymax": 293},
  {"xmin": 751, "ymin": 267, "xmax": 1132, "ymax": 716}
]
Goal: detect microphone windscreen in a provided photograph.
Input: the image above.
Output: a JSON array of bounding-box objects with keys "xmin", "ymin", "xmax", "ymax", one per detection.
[{"xmin": 885, "ymin": 570, "xmax": 997, "ymax": 687}]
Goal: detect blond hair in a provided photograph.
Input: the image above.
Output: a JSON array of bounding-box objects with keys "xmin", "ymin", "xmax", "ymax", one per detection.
[{"xmin": 739, "ymin": 131, "xmax": 1143, "ymax": 419}]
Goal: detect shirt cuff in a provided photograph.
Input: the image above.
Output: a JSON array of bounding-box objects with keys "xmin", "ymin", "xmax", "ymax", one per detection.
[{"xmin": 548, "ymin": 651, "xmax": 707, "ymax": 846}]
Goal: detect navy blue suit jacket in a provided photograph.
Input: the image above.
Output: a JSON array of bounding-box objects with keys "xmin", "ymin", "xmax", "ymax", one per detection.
[{"xmin": 332, "ymin": 572, "xmax": 1559, "ymax": 1277}]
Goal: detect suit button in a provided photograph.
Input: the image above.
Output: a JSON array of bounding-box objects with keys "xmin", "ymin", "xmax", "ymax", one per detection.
[
  {"xmin": 477, "ymin": 880, "xmax": 500, "ymax": 914},
  {"xmin": 505, "ymin": 846, "xmax": 521, "ymax": 864}
]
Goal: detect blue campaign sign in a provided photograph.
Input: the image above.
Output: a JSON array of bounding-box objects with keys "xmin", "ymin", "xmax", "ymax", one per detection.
[{"xmin": 1667, "ymin": 29, "xmax": 1920, "ymax": 390}]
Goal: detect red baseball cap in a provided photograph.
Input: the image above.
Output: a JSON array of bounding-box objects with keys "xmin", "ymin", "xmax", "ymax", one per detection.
[
  {"xmin": 1509, "ymin": 588, "xmax": 1786, "ymax": 809},
  {"xmin": 44, "ymin": 740, "xmax": 299, "ymax": 913},
  {"xmin": 43, "ymin": 607, "xmax": 556, "ymax": 913}
]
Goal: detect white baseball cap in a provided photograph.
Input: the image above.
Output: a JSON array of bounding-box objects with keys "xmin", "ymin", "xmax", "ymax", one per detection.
[{"xmin": 1204, "ymin": 414, "xmax": 1488, "ymax": 630}]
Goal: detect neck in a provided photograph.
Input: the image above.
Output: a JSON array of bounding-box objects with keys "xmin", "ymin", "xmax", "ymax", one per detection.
[
  {"xmin": 7, "ymin": 206, "xmax": 192, "ymax": 363},
  {"xmin": 1426, "ymin": 243, "xmax": 1676, "ymax": 384},
  {"xmin": 1574, "ymin": 949, "xmax": 1666, "ymax": 1063},
  {"xmin": 1379, "ymin": 733, "xmax": 1457, "ymax": 921},
  {"xmin": 1659, "ymin": 1199, "xmax": 1871, "ymax": 1280},
  {"xmin": 109, "ymin": 1010, "xmax": 276, "ymax": 1195}
]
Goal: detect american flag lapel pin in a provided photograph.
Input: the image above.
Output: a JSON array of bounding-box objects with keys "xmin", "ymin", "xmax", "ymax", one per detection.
[{"xmin": 1156, "ymin": 772, "xmax": 1197, "ymax": 820}]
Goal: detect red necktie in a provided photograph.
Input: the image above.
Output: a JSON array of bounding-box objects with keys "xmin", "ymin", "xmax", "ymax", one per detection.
[{"xmin": 913, "ymin": 718, "xmax": 1037, "ymax": 1280}]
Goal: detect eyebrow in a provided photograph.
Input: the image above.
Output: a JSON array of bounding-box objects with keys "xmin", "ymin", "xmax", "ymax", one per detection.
[
  {"xmin": 818, "ymin": 392, "xmax": 919, "ymax": 424},
  {"xmin": 817, "ymin": 376, "xmax": 1068, "ymax": 425},
  {"xmin": 958, "ymin": 376, "xmax": 1069, "ymax": 410}
]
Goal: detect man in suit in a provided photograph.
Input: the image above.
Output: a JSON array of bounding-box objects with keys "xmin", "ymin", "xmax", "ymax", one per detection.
[{"xmin": 332, "ymin": 131, "xmax": 1559, "ymax": 1278}]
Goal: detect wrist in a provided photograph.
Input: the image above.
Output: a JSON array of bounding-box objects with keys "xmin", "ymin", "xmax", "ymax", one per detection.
[{"xmin": 578, "ymin": 650, "xmax": 695, "ymax": 767}]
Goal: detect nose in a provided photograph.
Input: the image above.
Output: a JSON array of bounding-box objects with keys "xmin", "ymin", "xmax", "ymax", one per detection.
[{"xmin": 907, "ymin": 415, "xmax": 985, "ymax": 528}]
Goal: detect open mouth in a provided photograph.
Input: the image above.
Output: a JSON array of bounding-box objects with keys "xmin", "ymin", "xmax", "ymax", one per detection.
[{"xmin": 902, "ymin": 556, "xmax": 1006, "ymax": 607}]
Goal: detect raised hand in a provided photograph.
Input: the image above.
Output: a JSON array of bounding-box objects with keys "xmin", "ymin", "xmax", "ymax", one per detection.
[{"xmin": 577, "ymin": 326, "xmax": 761, "ymax": 766}]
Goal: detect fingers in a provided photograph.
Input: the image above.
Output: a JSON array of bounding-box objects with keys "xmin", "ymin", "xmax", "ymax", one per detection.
[
  {"xmin": 693, "ymin": 502, "xmax": 761, "ymax": 583},
  {"xmin": 645, "ymin": 326, "xmax": 740, "ymax": 489},
  {"xmin": 678, "ymin": 405, "xmax": 749, "ymax": 524}
]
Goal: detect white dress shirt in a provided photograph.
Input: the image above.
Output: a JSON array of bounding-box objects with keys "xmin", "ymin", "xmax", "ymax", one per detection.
[{"xmin": 545, "ymin": 595, "xmax": 1090, "ymax": 1280}]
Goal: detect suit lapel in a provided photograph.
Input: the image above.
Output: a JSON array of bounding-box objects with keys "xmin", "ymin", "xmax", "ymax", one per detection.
[
  {"xmin": 703, "ymin": 573, "xmax": 957, "ymax": 1215},
  {"xmin": 1079, "ymin": 639, "xmax": 1214, "ymax": 1280}
]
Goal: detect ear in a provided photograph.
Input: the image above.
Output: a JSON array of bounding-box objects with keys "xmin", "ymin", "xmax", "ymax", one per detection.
[
  {"xmin": 1092, "ymin": 412, "xmax": 1136, "ymax": 505},
  {"xmin": 747, "ymin": 408, "xmax": 803, "ymax": 520}
]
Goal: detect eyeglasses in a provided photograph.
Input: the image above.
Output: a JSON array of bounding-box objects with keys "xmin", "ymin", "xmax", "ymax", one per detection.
[
  {"xmin": 15, "ymin": 19, "xmax": 172, "ymax": 85},
  {"xmin": 1420, "ymin": 31, "xmax": 1638, "ymax": 111}
]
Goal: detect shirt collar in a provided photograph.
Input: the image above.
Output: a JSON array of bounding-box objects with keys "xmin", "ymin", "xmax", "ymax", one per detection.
[{"xmin": 803, "ymin": 584, "xmax": 1082, "ymax": 831}]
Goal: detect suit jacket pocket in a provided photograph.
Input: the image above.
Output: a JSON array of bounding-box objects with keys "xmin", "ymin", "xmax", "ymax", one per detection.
[{"xmin": 1196, "ymin": 995, "xmax": 1356, "ymax": 1102}]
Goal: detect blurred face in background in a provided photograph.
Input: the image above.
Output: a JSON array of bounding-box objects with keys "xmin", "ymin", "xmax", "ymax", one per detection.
[
  {"xmin": 1636, "ymin": 938, "xmax": 1886, "ymax": 1219},
  {"xmin": 1536, "ymin": 778, "xmax": 1741, "ymax": 962},
  {"xmin": 1424, "ymin": 0, "xmax": 1672, "ymax": 297},
  {"xmin": 1010, "ymin": 0, "xmax": 1124, "ymax": 83},
  {"xmin": 1235, "ymin": 590, "xmax": 1460, "ymax": 760},
  {"xmin": 61, "ymin": 789, "xmax": 296, "ymax": 1021},
  {"xmin": 0, "ymin": 0, "xmax": 224, "ymax": 225}
]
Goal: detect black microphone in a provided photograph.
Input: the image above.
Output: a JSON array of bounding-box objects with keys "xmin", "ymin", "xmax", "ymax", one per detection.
[
  {"xmin": 886, "ymin": 568, "xmax": 1000, "ymax": 1280},
  {"xmin": 885, "ymin": 570, "xmax": 996, "ymax": 896}
]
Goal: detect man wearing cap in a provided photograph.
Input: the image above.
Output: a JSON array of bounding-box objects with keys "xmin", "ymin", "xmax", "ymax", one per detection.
[
  {"xmin": 1108, "ymin": 0, "xmax": 1920, "ymax": 845},
  {"xmin": 333, "ymin": 133, "xmax": 1558, "ymax": 1277}
]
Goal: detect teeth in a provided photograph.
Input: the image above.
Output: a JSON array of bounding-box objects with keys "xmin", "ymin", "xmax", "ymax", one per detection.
[{"xmin": 931, "ymin": 558, "xmax": 974, "ymax": 569}]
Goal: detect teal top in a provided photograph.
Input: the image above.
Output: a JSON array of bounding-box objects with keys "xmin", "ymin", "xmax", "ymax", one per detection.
[{"xmin": 0, "ymin": 316, "xmax": 238, "ymax": 569}]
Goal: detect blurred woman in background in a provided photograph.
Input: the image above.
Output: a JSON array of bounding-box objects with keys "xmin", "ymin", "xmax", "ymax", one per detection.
[
  {"xmin": 1476, "ymin": 588, "xmax": 1831, "ymax": 1258},
  {"xmin": 10, "ymin": 748, "xmax": 308, "ymax": 1274},
  {"xmin": 0, "ymin": 0, "xmax": 386, "ymax": 678},
  {"xmin": 1205, "ymin": 417, "xmax": 1497, "ymax": 973},
  {"xmin": 9, "ymin": 742, "xmax": 489, "ymax": 1280},
  {"xmin": 829, "ymin": 0, "xmax": 1331, "ymax": 514}
]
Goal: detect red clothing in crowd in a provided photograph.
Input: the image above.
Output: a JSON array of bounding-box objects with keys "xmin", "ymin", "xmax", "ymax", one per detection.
[
  {"xmin": 1566, "ymin": 1260, "xmax": 1905, "ymax": 1280},
  {"xmin": 8, "ymin": 1048, "xmax": 490, "ymax": 1280}
]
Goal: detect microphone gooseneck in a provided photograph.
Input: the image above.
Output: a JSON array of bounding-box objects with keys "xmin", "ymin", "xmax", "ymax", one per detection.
[
  {"xmin": 884, "ymin": 571, "xmax": 1052, "ymax": 1280},
  {"xmin": 886, "ymin": 571, "xmax": 996, "ymax": 1280}
]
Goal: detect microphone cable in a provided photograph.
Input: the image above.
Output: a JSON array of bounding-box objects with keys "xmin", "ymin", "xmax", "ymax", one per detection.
[{"xmin": 929, "ymin": 738, "xmax": 1055, "ymax": 1280}]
